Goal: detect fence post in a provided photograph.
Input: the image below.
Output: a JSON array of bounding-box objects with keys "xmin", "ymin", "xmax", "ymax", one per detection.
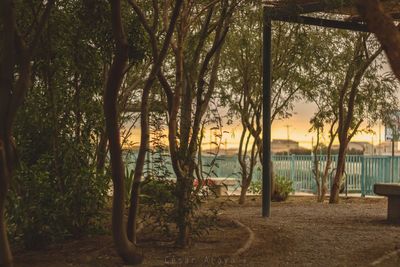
[
  {"xmin": 290, "ymin": 154, "xmax": 295, "ymax": 182},
  {"xmin": 361, "ymin": 156, "xmax": 365, "ymax": 197},
  {"xmin": 386, "ymin": 157, "xmax": 391, "ymax": 183}
]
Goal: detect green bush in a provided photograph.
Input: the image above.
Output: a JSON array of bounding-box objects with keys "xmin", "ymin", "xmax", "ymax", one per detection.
[
  {"xmin": 6, "ymin": 149, "xmax": 109, "ymax": 249},
  {"xmin": 272, "ymin": 176, "xmax": 294, "ymax": 202},
  {"xmin": 139, "ymin": 178, "xmax": 176, "ymax": 235}
]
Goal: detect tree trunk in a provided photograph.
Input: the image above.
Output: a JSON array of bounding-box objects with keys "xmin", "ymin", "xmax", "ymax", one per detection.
[
  {"xmin": 104, "ymin": 69, "xmax": 143, "ymax": 265},
  {"xmin": 176, "ymin": 177, "xmax": 191, "ymax": 248},
  {"xmin": 319, "ymin": 157, "xmax": 331, "ymax": 203},
  {"xmin": 127, "ymin": 181, "xmax": 140, "ymax": 243},
  {"xmin": 313, "ymin": 154, "xmax": 321, "ymax": 202},
  {"xmin": 0, "ymin": 138, "xmax": 13, "ymax": 267},
  {"xmin": 329, "ymin": 146, "xmax": 346, "ymax": 204},
  {"xmin": 320, "ymin": 176, "xmax": 327, "ymax": 199},
  {"xmin": 96, "ymin": 129, "xmax": 108, "ymax": 176},
  {"xmin": 126, "ymin": 0, "xmax": 183, "ymax": 244},
  {"xmin": 96, "ymin": 63, "xmax": 110, "ymax": 177},
  {"xmin": 104, "ymin": 0, "xmax": 143, "ymax": 264},
  {"xmin": 239, "ymin": 179, "xmax": 251, "ymax": 205},
  {"xmin": 320, "ymin": 137, "xmax": 335, "ymax": 203}
]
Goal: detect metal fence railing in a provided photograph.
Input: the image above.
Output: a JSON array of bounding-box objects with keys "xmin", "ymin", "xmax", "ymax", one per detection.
[
  {"xmin": 272, "ymin": 155, "xmax": 400, "ymax": 196},
  {"xmin": 127, "ymin": 152, "xmax": 400, "ymax": 196}
]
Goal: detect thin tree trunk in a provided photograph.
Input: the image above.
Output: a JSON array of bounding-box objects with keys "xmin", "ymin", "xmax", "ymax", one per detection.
[
  {"xmin": 239, "ymin": 180, "xmax": 251, "ymax": 205},
  {"xmin": 238, "ymin": 123, "xmax": 248, "ymax": 205},
  {"xmin": 176, "ymin": 177, "xmax": 191, "ymax": 247},
  {"xmin": 314, "ymin": 154, "xmax": 321, "ymax": 202},
  {"xmin": 329, "ymin": 145, "xmax": 346, "ymax": 204},
  {"xmin": 321, "ymin": 123, "xmax": 337, "ymax": 202},
  {"xmin": 312, "ymin": 128, "xmax": 321, "ymax": 202},
  {"xmin": 320, "ymin": 156, "xmax": 332, "ymax": 202},
  {"xmin": 96, "ymin": 129, "xmax": 108, "ymax": 176},
  {"xmin": 0, "ymin": 1, "xmax": 15, "ymax": 263},
  {"xmin": 0, "ymin": 138, "xmax": 13, "ymax": 267},
  {"xmin": 96, "ymin": 63, "xmax": 110, "ymax": 177},
  {"xmin": 104, "ymin": 0, "xmax": 142, "ymax": 264}
]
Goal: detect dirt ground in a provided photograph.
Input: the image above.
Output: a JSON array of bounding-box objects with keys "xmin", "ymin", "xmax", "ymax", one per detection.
[
  {"xmin": 13, "ymin": 196, "xmax": 400, "ymax": 267},
  {"xmin": 222, "ymin": 196, "xmax": 400, "ymax": 267}
]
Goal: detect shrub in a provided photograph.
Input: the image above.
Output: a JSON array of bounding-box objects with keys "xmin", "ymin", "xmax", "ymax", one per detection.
[
  {"xmin": 138, "ymin": 177, "xmax": 222, "ymax": 239},
  {"xmin": 272, "ymin": 176, "xmax": 294, "ymax": 202},
  {"xmin": 139, "ymin": 178, "xmax": 176, "ymax": 236},
  {"xmin": 6, "ymin": 149, "xmax": 109, "ymax": 249},
  {"xmin": 249, "ymin": 176, "xmax": 262, "ymax": 195}
]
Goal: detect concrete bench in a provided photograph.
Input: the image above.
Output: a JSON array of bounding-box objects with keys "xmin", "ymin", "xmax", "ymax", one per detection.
[
  {"xmin": 374, "ymin": 183, "xmax": 400, "ymax": 222},
  {"xmin": 209, "ymin": 178, "xmax": 238, "ymax": 197}
]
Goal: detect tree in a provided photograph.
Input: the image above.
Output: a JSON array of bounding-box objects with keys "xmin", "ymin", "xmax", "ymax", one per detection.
[
  {"xmin": 356, "ymin": 0, "xmax": 400, "ymax": 81},
  {"xmin": 309, "ymin": 110, "xmax": 338, "ymax": 202},
  {"xmin": 220, "ymin": 2, "xmax": 314, "ymax": 204},
  {"xmin": 164, "ymin": 0, "xmax": 239, "ymax": 247},
  {"xmin": 0, "ymin": 1, "xmax": 54, "ymax": 266},
  {"xmin": 103, "ymin": 0, "xmax": 143, "ymax": 264},
  {"xmin": 127, "ymin": 0, "xmax": 183, "ymax": 244},
  {"xmin": 0, "ymin": 0, "xmax": 146, "ymax": 252},
  {"xmin": 303, "ymin": 29, "xmax": 398, "ymax": 203},
  {"xmin": 130, "ymin": 0, "xmax": 239, "ymax": 247},
  {"xmin": 329, "ymin": 34, "xmax": 385, "ymax": 203}
]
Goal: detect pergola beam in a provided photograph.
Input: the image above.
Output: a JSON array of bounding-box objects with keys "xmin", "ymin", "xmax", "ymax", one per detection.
[
  {"xmin": 272, "ymin": 15, "xmax": 370, "ymax": 32},
  {"xmin": 267, "ymin": 1, "xmax": 353, "ymax": 18}
]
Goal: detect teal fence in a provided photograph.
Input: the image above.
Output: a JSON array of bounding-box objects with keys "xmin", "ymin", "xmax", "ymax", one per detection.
[
  {"xmin": 272, "ymin": 155, "xmax": 400, "ymax": 196},
  {"xmin": 126, "ymin": 152, "xmax": 400, "ymax": 196}
]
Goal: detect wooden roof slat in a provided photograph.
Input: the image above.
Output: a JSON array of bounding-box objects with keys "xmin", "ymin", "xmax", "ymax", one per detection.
[
  {"xmin": 264, "ymin": 0, "xmax": 400, "ymax": 21},
  {"xmin": 273, "ymin": 14, "xmax": 370, "ymax": 32}
]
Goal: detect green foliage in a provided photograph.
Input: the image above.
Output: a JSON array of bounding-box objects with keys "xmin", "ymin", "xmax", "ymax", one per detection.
[
  {"xmin": 124, "ymin": 165, "xmax": 135, "ymax": 206},
  {"xmin": 139, "ymin": 178, "xmax": 176, "ymax": 235},
  {"xmin": 272, "ymin": 176, "xmax": 294, "ymax": 202},
  {"xmin": 135, "ymin": 113, "xmax": 176, "ymax": 236},
  {"xmin": 4, "ymin": 0, "xmax": 146, "ymax": 250},
  {"xmin": 249, "ymin": 173, "xmax": 262, "ymax": 195},
  {"xmin": 6, "ymin": 153, "xmax": 109, "ymax": 249},
  {"xmin": 248, "ymin": 174, "xmax": 294, "ymax": 202}
]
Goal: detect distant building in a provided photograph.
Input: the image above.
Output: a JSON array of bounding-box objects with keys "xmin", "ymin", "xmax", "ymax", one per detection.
[
  {"xmin": 332, "ymin": 141, "xmax": 374, "ymax": 155},
  {"xmin": 349, "ymin": 141, "xmax": 374, "ymax": 155},
  {"xmin": 374, "ymin": 141, "xmax": 400, "ymax": 155},
  {"xmin": 271, "ymin": 139, "xmax": 299, "ymax": 154},
  {"xmin": 202, "ymin": 147, "xmax": 239, "ymax": 157}
]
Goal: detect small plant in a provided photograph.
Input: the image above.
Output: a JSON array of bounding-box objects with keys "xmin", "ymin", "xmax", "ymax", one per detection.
[
  {"xmin": 248, "ymin": 168, "xmax": 263, "ymax": 195},
  {"xmin": 272, "ymin": 176, "xmax": 294, "ymax": 202},
  {"xmin": 249, "ymin": 176, "xmax": 262, "ymax": 195},
  {"xmin": 124, "ymin": 166, "xmax": 135, "ymax": 206}
]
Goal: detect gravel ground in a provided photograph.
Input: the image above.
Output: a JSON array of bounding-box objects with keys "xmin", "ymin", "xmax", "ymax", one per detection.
[
  {"xmin": 221, "ymin": 196, "xmax": 400, "ymax": 267},
  {"xmin": 14, "ymin": 196, "xmax": 400, "ymax": 267}
]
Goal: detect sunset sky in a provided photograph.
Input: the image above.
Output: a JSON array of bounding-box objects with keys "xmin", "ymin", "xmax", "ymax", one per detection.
[{"xmin": 126, "ymin": 98, "xmax": 386, "ymax": 150}]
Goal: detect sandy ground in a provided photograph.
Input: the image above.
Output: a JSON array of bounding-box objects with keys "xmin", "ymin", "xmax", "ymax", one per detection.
[
  {"xmin": 222, "ymin": 196, "xmax": 400, "ymax": 267},
  {"xmin": 13, "ymin": 196, "xmax": 400, "ymax": 267}
]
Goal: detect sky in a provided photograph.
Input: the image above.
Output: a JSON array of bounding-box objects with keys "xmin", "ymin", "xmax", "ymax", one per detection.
[
  {"xmin": 271, "ymin": 100, "xmax": 383, "ymax": 149},
  {"xmin": 126, "ymin": 99, "xmax": 385, "ymax": 150}
]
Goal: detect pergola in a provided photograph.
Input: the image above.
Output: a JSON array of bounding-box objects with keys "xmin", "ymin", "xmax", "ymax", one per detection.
[{"xmin": 261, "ymin": 0, "xmax": 400, "ymax": 217}]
